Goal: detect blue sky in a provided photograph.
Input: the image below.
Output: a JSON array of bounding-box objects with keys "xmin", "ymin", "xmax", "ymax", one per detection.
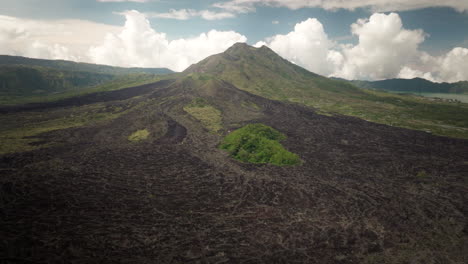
[
  {"xmin": 3, "ymin": 0, "xmax": 467, "ymax": 51},
  {"xmin": 0, "ymin": 0, "xmax": 467, "ymax": 82}
]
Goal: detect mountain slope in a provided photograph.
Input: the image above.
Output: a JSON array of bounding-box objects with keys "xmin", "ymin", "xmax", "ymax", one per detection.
[
  {"xmin": 185, "ymin": 43, "xmax": 364, "ymax": 101},
  {"xmin": 0, "ymin": 56, "xmax": 175, "ymax": 105},
  {"xmin": 186, "ymin": 43, "xmax": 468, "ymax": 139},
  {"xmin": 0, "ymin": 65, "xmax": 115, "ymax": 96}
]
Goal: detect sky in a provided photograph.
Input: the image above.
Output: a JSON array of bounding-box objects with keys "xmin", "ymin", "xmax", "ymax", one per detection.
[{"xmin": 1, "ymin": 0, "xmax": 468, "ymax": 82}]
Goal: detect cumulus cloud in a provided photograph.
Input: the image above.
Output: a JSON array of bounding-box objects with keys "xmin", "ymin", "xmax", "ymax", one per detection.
[
  {"xmin": 146, "ymin": 9, "xmax": 235, "ymax": 20},
  {"xmin": 398, "ymin": 66, "xmax": 437, "ymax": 82},
  {"xmin": 213, "ymin": 0, "xmax": 468, "ymax": 12},
  {"xmin": 404, "ymin": 47, "xmax": 468, "ymax": 83},
  {"xmin": 255, "ymin": 13, "xmax": 427, "ymax": 79},
  {"xmin": 0, "ymin": 11, "xmax": 246, "ymax": 72},
  {"xmin": 89, "ymin": 10, "xmax": 246, "ymax": 71},
  {"xmin": 256, "ymin": 12, "xmax": 468, "ymax": 82},
  {"xmin": 332, "ymin": 15, "xmax": 468, "ymax": 82},
  {"xmin": 333, "ymin": 13, "xmax": 426, "ymax": 80},
  {"xmin": 435, "ymin": 47, "xmax": 468, "ymax": 82},
  {"xmin": 254, "ymin": 18, "xmax": 336, "ymax": 75},
  {"xmin": 0, "ymin": 15, "xmax": 120, "ymax": 61}
]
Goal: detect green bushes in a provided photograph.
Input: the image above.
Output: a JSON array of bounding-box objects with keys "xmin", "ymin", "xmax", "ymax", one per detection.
[
  {"xmin": 220, "ymin": 124, "xmax": 300, "ymax": 166},
  {"xmin": 184, "ymin": 98, "xmax": 223, "ymax": 133}
]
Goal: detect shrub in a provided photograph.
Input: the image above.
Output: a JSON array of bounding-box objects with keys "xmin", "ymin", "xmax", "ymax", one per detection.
[
  {"xmin": 220, "ymin": 124, "xmax": 300, "ymax": 166},
  {"xmin": 184, "ymin": 99, "xmax": 222, "ymax": 133}
]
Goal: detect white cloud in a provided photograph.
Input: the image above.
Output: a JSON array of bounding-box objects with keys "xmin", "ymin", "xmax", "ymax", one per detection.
[
  {"xmin": 436, "ymin": 47, "xmax": 468, "ymax": 82},
  {"xmin": 147, "ymin": 9, "xmax": 235, "ymax": 20},
  {"xmin": 0, "ymin": 11, "xmax": 246, "ymax": 72},
  {"xmin": 88, "ymin": 10, "xmax": 246, "ymax": 71},
  {"xmin": 213, "ymin": 1, "xmax": 256, "ymax": 13},
  {"xmin": 272, "ymin": 20, "xmax": 279, "ymax": 24},
  {"xmin": 97, "ymin": 0, "xmax": 150, "ymax": 3},
  {"xmin": 256, "ymin": 13, "xmax": 427, "ymax": 80},
  {"xmin": 408, "ymin": 47, "xmax": 468, "ymax": 83},
  {"xmin": 333, "ymin": 13, "xmax": 426, "ymax": 80},
  {"xmin": 199, "ymin": 10, "xmax": 236, "ymax": 20},
  {"xmin": 213, "ymin": 0, "xmax": 468, "ymax": 12},
  {"xmin": 256, "ymin": 12, "xmax": 468, "ymax": 82},
  {"xmin": 0, "ymin": 15, "xmax": 120, "ymax": 61},
  {"xmin": 254, "ymin": 18, "xmax": 336, "ymax": 75},
  {"xmin": 397, "ymin": 47, "xmax": 468, "ymax": 83},
  {"xmin": 147, "ymin": 9, "xmax": 193, "ymax": 20},
  {"xmin": 398, "ymin": 66, "xmax": 437, "ymax": 82}
]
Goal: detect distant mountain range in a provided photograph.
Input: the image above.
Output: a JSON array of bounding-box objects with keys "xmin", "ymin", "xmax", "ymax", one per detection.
[
  {"xmin": 0, "ymin": 55, "xmax": 173, "ymax": 102},
  {"xmin": 338, "ymin": 77, "xmax": 468, "ymax": 94},
  {"xmin": 0, "ymin": 55, "xmax": 173, "ymax": 75}
]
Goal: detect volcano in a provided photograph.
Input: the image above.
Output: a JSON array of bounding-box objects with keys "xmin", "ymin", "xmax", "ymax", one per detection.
[{"xmin": 1, "ymin": 43, "xmax": 467, "ymax": 263}]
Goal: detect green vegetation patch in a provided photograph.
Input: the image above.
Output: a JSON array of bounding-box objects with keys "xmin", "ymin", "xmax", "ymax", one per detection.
[
  {"xmin": 184, "ymin": 98, "xmax": 222, "ymax": 133},
  {"xmin": 220, "ymin": 124, "xmax": 300, "ymax": 166},
  {"xmin": 128, "ymin": 129, "xmax": 150, "ymax": 142},
  {"xmin": 0, "ymin": 101, "xmax": 147, "ymax": 154},
  {"xmin": 0, "ymin": 108, "xmax": 121, "ymax": 154}
]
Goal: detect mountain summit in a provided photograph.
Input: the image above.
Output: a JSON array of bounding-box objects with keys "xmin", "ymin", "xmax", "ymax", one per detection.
[
  {"xmin": 185, "ymin": 42, "xmax": 307, "ymax": 78},
  {"xmin": 185, "ymin": 42, "xmax": 364, "ymax": 104}
]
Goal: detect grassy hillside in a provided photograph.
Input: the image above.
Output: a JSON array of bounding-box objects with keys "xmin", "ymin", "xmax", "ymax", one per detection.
[
  {"xmin": 185, "ymin": 43, "xmax": 468, "ymax": 139},
  {"xmin": 185, "ymin": 43, "xmax": 365, "ymax": 101},
  {"xmin": 184, "ymin": 98, "xmax": 223, "ymax": 133},
  {"xmin": 0, "ymin": 65, "xmax": 115, "ymax": 96},
  {"xmin": 0, "ymin": 56, "xmax": 177, "ymax": 105}
]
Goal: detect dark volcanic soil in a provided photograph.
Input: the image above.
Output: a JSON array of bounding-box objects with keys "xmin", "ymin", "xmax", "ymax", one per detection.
[
  {"xmin": 156, "ymin": 119, "xmax": 187, "ymax": 144},
  {"xmin": 1, "ymin": 78, "xmax": 467, "ymax": 263}
]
